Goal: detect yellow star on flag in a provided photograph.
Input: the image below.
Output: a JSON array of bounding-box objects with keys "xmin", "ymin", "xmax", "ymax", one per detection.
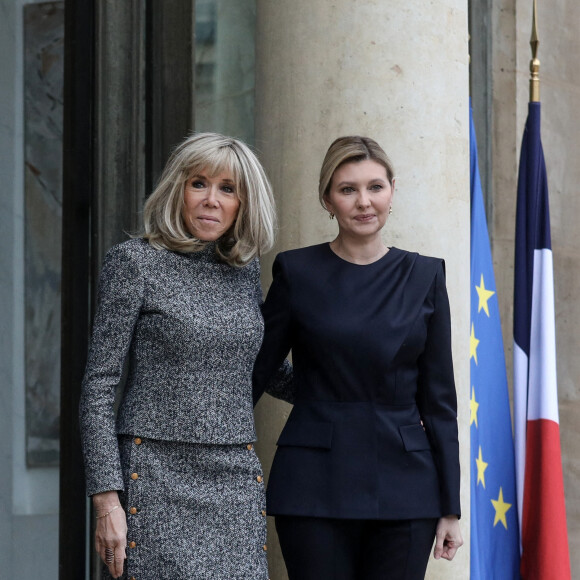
[
  {"xmin": 491, "ymin": 487, "xmax": 512, "ymax": 529},
  {"xmin": 476, "ymin": 446, "xmax": 488, "ymax": 488},
  {"xmin": 470, "ymin": 387, "xmax": 479, "ymax": 427},
  {"xmin": 476, "ymin": 273, "xmax": 495, "ymax": 316},
  {"xmin": 470, "ymin": 323, "xmax": 480, "ymax": 364}
]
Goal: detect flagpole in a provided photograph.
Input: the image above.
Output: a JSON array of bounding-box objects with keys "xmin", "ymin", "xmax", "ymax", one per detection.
[
  {"xmin": 529, "ymin": 0, "xmax": 540, "ymax": 102},
  {"xmin": 515, "ymin": 4, "xmax": 573, "ymax": 576}
]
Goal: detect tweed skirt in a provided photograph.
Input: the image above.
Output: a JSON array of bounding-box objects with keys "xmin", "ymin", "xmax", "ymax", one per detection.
[{"xmin": 103, "ymin": 435, "xmax": 269, "ymax": 580}]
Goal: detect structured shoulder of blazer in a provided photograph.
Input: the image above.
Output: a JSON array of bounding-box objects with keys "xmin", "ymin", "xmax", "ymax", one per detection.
[
  {"xmin": 412, "ymin": 251, "xmax": 445, "ymax": 267},
  {"xmin": 411, "ymin": 251, "xmax": 445, "ymax": 264},
  {"xmin": 412, "ymin": 252, "xmax": 447, "ymax": 281}
]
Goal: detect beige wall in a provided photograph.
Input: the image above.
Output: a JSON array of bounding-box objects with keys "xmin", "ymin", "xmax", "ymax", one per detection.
[
  {"xmin": 253, "ymin": 1, "xmax": 471, "ymax": 578},
  {"xmin": 493, "ymin": 0, "xmax": 580, "ymax": 576}
]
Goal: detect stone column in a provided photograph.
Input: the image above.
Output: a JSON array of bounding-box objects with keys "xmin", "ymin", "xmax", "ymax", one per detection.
[{"xmin": 253, "ymin": 1, "xmax": 470, "ymax": 579}]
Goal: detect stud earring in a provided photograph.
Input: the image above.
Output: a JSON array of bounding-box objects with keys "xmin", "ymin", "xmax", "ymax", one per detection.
[
  {"xmin": 389, "ymin": 206, "xmax": 393, "ymax": 215},
  {"xmin": 329, "ymin": 213, "xmax": 335, "ymax": 220}
]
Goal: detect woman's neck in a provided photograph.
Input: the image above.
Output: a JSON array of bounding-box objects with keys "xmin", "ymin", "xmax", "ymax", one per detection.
[{"xmin": 329, "ymin": 234, "xmax": 388, "ymax": 265}]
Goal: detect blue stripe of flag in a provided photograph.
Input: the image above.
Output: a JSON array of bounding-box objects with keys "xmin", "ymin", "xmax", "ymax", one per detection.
[{"xmin": 514, "ymin": 102, "xmax": 551, "ymax": 357}]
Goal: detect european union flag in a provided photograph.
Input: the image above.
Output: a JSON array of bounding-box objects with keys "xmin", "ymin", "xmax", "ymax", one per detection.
[{"xmin": 470, "ymin": 103, "xmax": 520, "ymax": 579}]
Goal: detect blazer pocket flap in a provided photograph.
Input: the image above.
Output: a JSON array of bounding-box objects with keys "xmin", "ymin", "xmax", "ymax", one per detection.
[
  {"xmin": 399, "ymin": 424, "xmax": 431, "ymax": 451},
  {"xmin": 276, "ymin": 421, "xmax": 333, "ymax": 449}
]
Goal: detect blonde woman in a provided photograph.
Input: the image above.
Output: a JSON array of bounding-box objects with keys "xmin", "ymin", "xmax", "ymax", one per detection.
[
  {"xmin": 253, "ymin": 136, "xmax": 462, "ymax": 580},
  {"xmin": 80, "ymin": 133, "xmax": 284, "ymax": 579}
]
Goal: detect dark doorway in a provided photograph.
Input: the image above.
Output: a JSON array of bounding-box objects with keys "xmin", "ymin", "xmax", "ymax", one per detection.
[{"xmin": 59, "ymin": 1, "xmax": 194, "ymax": 578}]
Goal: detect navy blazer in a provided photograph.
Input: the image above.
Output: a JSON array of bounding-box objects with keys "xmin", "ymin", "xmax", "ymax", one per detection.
[{"xmin": 253, "ymin": 243, "xmax": 460, "ymax": 520}]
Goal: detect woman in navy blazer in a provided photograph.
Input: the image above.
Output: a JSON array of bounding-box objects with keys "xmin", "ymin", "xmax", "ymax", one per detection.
[{"xmin": 253, "ymin": 136, "xmax": 463, "ymax": 579}]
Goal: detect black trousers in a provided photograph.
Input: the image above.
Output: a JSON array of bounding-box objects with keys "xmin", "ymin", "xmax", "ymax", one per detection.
[{"xmin": 275, "ymin": 515, "xmax": 438, "ymax": 580}]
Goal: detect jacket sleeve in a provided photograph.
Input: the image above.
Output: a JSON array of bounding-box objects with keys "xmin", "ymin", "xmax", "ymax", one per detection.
[
  {"xmin": 79, "ymin": 243, "xmax": 145, "ymax": 496},
  {"xmin": 416, "ymin": 260, "xmax": 461, "ymax": 517},
  {"xmin": 253, "ymin": 253, "xmax": 294, "ymax": 405}
]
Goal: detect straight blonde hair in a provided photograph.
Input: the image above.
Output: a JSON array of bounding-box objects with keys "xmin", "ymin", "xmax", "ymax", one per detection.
[
  {"xmin": 318, "ymin": 136, "xmax": 395, "ymax": 210},
  {"xmin": 143, "ymin": 133, "xmax": 276, "ymax": 267}
]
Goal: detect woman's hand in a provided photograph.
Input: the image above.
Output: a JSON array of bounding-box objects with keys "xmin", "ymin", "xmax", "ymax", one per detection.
[
  {"xmin": 93, "ymin": 491, "xmax": 127, "ymax": 578},
  {"xmin": 433, "ymin": 515, "xmax": 463, "ymax": 561}
]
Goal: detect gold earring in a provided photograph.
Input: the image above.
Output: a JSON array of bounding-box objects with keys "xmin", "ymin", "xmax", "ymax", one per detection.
[{"xmin": 329, "ymin": 213, "xmax": 335, "ymax": 220}]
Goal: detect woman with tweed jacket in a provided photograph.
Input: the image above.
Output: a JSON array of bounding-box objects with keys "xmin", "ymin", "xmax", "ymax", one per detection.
[{"xmin": 79, "ymin": 133, "xmax": 287, "ymax": 579}]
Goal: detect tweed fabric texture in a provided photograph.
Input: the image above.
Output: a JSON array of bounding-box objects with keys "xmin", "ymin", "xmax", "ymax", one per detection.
[
  {"xmin": 79, "ymin": 238, "xmax": 269, "ymax": 496},
  {"xmin": 101, "ymin": 436, "xmax": 269, "ymax": 580}
]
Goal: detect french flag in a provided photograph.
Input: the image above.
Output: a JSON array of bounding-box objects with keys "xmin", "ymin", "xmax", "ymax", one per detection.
[{"xmin": 513, "ymin": 101, "xmax": 570, "ymax": 579}]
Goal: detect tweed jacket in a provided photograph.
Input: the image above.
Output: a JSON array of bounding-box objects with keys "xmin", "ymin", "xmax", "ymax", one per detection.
[
  {"xmin": 253, "ymin": 244, "xmax": 461, "ymax": 520},
  {"xmin": 80, "ymin": 238, "xmax": 285, "ymax": 496}
]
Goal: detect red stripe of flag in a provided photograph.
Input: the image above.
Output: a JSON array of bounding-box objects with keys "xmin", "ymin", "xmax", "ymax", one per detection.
[{"xmin": 521, "ymin": 419, "xmax": 570, "ymax": 579}]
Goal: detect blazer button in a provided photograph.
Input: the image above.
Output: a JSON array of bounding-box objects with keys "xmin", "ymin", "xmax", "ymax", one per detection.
[
  {"xmin": 129, "ymin": 507, "xmax": 138, "ymax": 515},
  {"xmin": 246, "ymin": 444, "xmax": 253, "ymax": 451},
  {"xmin": 129, "ymin": 541, "xmax": 136, "ymax": 548},
  {"xmin": 134, "ymin": 437, "xmax": 142, "ymax": 445},
  {"xmin": 261, "ymin": 510, "xmax": 266, "ymax": 517},
  {"xmin": 131, "ymin": 473, "xmax": 139, "ymax": 480},
  {"xmin": 263, "ymin": 544, "xmax": 268, "ymax": 551},
  {"xmin": 256, "ymin": 475, "xmax": 263, "ymax": 483},
  {"xmin": 130, "ymin": 577, "xmax": 136, "ymax": 580}
]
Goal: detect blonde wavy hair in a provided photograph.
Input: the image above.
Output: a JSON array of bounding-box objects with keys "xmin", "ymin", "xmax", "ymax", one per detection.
[
  {"xmin": 143, "ymin": 132, "xmax": 276, "ymax": 267},
  {"xmin": 318, "ymin": 136, "xmax": 395, "ymax": 210}
]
